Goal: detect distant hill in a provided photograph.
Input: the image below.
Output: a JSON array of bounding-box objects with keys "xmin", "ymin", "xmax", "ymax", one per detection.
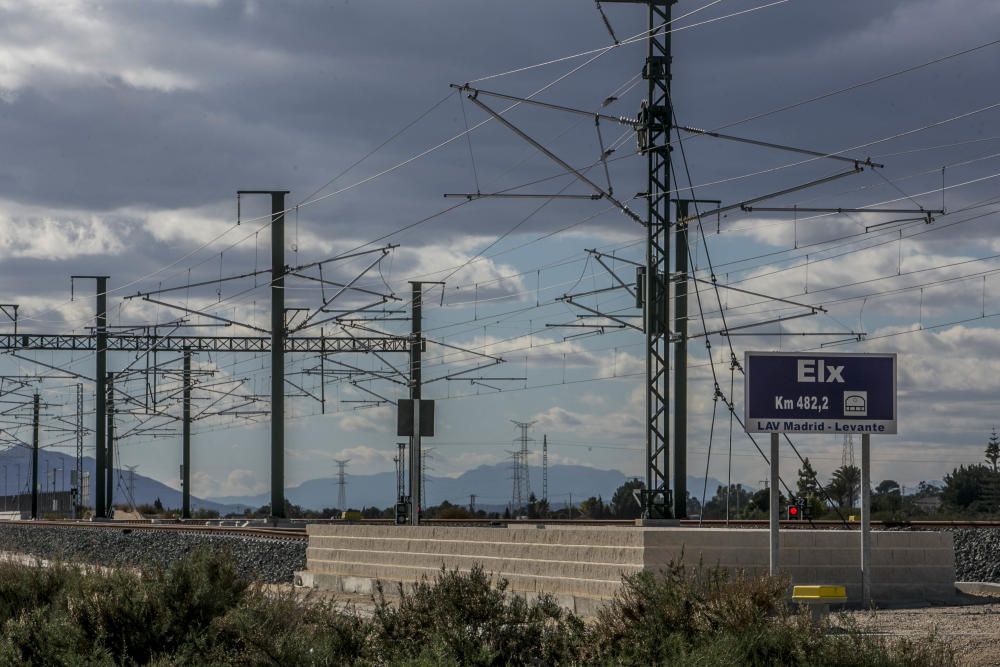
[
  {"xmin": 209, "ymin": 463, "xmax": 728, "ymax": 512},
  {"xmin": 0, "ymin": 448, "xmax": 240, "ymax": 514}
]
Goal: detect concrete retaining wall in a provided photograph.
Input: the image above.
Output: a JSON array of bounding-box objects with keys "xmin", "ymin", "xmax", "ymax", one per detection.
[{"xmin": 301, "ymin": 525, "xmax": 955, "ymax": 613}]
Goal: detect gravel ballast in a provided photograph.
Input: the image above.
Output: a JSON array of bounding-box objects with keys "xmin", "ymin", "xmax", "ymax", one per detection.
[
  {"xmin": 0, "ymin": 524, "xmax": 306, "ymax": 583},
  {"xmin": 950, "ymin": 528, "xmax": 1000, "ymax": 583}
]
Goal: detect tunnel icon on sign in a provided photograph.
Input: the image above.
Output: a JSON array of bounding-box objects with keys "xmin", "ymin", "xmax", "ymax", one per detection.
[{"xmin": 844, "ymin": 391, "xmax": 867, "ymax": 416}]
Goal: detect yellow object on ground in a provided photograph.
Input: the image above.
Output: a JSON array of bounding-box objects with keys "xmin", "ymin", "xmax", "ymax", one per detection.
[{"xmin": 792, "ymin": 585, "xmax": 848, "ymax": 602}]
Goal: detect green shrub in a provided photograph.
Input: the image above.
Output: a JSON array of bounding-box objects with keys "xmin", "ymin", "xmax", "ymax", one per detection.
[
  {"xmin": 0, "ymin": 550, "xmax": 956, "ymax": 666},
  {"xmin": 584, "ymin": 560, "xmax": 955, "ymax": 667},
  {"xmin": 369, "ymin": 565, "xmax": 585, "ymax": 666}
]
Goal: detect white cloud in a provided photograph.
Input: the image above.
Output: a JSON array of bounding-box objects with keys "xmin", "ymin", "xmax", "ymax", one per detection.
[
  {"xmin": 336, "ymin": 404, "xmax": 393, "ymax": 433},
  {"xmin": 0, "ymin": 205, "xmax": 129, "ymax": 260},
  {"xmin": 192, "ymin": 467, "xmax": 265, "ymax": 497}
]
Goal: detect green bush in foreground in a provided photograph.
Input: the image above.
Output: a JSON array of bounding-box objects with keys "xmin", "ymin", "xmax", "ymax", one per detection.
[{"xmin": 0, "ymin": 550, "xmax": 954, "ymax": 666}]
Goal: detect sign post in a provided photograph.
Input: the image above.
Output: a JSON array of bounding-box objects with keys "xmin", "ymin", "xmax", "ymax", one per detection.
[
  {"xmin": 769, "ymin": 432, "xmax": 779, "ymax": 576},
  {"xmin": 744, "ymin": 352, "xmax": 896, "ymax": 601},
  {"xmin": 861, "ymin": 432, "xmax": 871, "ymax": 607}
]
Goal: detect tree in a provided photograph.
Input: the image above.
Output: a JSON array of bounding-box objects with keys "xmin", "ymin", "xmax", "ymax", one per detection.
[
  {"xmin": 610, "ymin": 479, "xmax": 645, "ymax": 519},
  {"xmin": 875, "ymin": 479, "xmax": 900, "ymax": 496},
  {"xmin": 873, "ymin": 480, "xmax": 901, "ymax": 513},
  {"xmin": 685, "ymin": 493, "xmax": 702, "ymax": 518},
  {"xmin": 579, "ymin": 496, "xmax": 607, "ymax": 519},
  {"xmin": 700, "ymin": 484, "xmax": 753, "ymax": 520},
  {"xmin": 745, "ymin": 488, "xmax": 771, "ymax": 516},
  {"xmin": 434, "ymin": 501, "xmax": 473, "ymax": 519},
  {"xmin": 153, "ymin": 497, "xmax": 164, "ymax": 513},
  {"xmin": 526, "ymin": 493, "xmax": 540, "ymax": 519},
  {"xmin": 827, "ymin": 465, "xmax": 861, "ymax": 511},
  {"xmin": 796, "ymin": 458, "xmax": 821, "ymax": 497},
  {"xmin": 942, "ymin": 464, "xmax": 998, "ymax": 510},
  {"xmin": 987, "ymin": 428, "xmax": 1000, "ymax": 472}
]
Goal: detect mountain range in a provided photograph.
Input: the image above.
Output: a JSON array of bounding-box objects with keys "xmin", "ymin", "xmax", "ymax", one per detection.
[
  {"xmin": 0, "ymin": 448, "xmax": 727, "ymax": 514},
  {"xmin": 209, "ymin": 463, "xmax": 728, "ymax": 512}
]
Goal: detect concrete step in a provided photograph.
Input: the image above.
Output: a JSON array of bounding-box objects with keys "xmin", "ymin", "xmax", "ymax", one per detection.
[
  {"xmin": 308, "ymin": 535, "xmax": 643, "ymax": 565},
  {"xmin": 306, "ymin": 524, "xmax": 645, "ymax": 548},
  {"xmin": 307, "ymin": 546, "xmax": 641, "ymax": 582},
  {"xmin": 306, "ymin": 560, "xmax": 624, "ymax": 599}
]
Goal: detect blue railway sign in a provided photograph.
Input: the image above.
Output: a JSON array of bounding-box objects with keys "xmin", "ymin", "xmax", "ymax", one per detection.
[{"xmin": 744, "ymin": 352, "xmax": 896, "ymax": 434}]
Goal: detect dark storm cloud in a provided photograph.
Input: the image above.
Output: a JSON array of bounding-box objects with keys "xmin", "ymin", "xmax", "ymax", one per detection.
[{"xmin": 1, "ymin": 0, "xmax": 998, "ymax": 313}]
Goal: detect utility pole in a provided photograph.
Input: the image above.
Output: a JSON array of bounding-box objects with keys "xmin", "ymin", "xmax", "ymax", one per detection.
[
  {"xmin": 239, "ymin": 190, "xmax": 290, "ymax": 521},
  {"xmin": 408, "ymin": 281, "xmax": 423, "ymax": 525},
  {"xmin": 334, "ymin": 459, "xmax": 349, "ymax": 511},
  {"xmin": 31, "ymin": 393, "xmax": 39, "ymax": 520},
  {"xmin": 182, "ymin": 348, "xmax": 192, "ymax": 519},
  {"xmin": 320, "ymin": 327, "xmax": 326, "ymax": 414},
  {"xmin": 73, "ymin": 276, "xmax": 110, "ymax": 518},
  {"xmin": 469, "ymin": 494, "xmax": 476, "ymax": 514},
  {"xmin": 673, "ymin": 199, "xmax": 688, "ymax": 519},
  {"xmin": 542, "ymin": 434, "xmax": 548, "ymax": 504},
  {"xmin": 106, "ymin": 372, "xmax": 115, "ymax": 514}
]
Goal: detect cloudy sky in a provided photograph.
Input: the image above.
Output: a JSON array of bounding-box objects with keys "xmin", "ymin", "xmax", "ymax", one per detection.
[{"xmin": 1, "ymin": 0, "xmax": 999, "ymax": 507}]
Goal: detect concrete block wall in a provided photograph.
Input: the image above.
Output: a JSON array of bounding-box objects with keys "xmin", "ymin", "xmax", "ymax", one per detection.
[
  {"xmin": 642, "ymin": 529, "xmax": 956, "ymax": 604},
  {"xmin": 305, "ymin": 525, "xmax": 644, "ymax": 609},
  {"xmin": 302, "ymin": 525, "xmax": 955, "ymax": 611}
]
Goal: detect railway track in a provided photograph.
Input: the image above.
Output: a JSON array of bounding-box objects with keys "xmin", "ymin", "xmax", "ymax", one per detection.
[
  {"xmin": 294, "ymin": 517, "xmax": 1000, "ymax": 529},
  {"xmin": 9, "ymin": 517, "xmax": 999, "ymax": 539}
]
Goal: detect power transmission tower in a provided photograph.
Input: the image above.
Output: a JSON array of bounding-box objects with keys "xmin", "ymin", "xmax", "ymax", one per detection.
[
  {"xmin": 511, "ymin": 420, "xmax": 535, "ymax": 502},
  {"xmin": 507, "ymin": 449, "xmax": 522, "ymax": 511},
  {"xmin": 469, "ymin": 494, "xmax": 476, "ymax": 514},
  {"xmin": 842, "ymin": 434, "xmax": 856, "ymax": 469},
  {"xmin": 842, "ymin": 434, "xmax": 856, "ymax": 509},
  {"xmin": 420, "ymin": 448, "xmax": 434, "ymax": 509},
  {"xmin": 125, "ymin": 465, "xmax": 139, "ymax": 513},
  {"xmin": 334, "ymin": 459, "xmax": 350, "ymax": 511}
]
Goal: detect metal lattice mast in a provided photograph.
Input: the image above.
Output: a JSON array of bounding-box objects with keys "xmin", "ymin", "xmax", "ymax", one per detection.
[
  {"xmin": 75, "ymin": 383, "xmax": 84, "ymax": 512},
  {"xmin": 641, "ymin": 0, "xmax": 673, "ymax": 519},
  {"xmin": 408, "ymin": 281, "xmax": 423, "ymax": 525},
  {"xmin": 334, "ymin": 459, "xmax": 349, "ymax": 511},
  {"xmin": 395, "ymin": 442, "xmax": 406, "ymax": 500},
  {"xmin": 106, "ymin": 371, "xmax": 114, "ymax": 512},
  {"xmin": 31, "ymin": 393, "xmax": 39, "ymax": 520},
  {"xmin": 182, "ymin": 348, "xmax": 192, "ymax": 519}
]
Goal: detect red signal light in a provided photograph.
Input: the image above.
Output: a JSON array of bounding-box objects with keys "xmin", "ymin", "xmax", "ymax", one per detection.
[{"xmin": 789, "ymin": 506, "xmax": 799, "ymax": 516}]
